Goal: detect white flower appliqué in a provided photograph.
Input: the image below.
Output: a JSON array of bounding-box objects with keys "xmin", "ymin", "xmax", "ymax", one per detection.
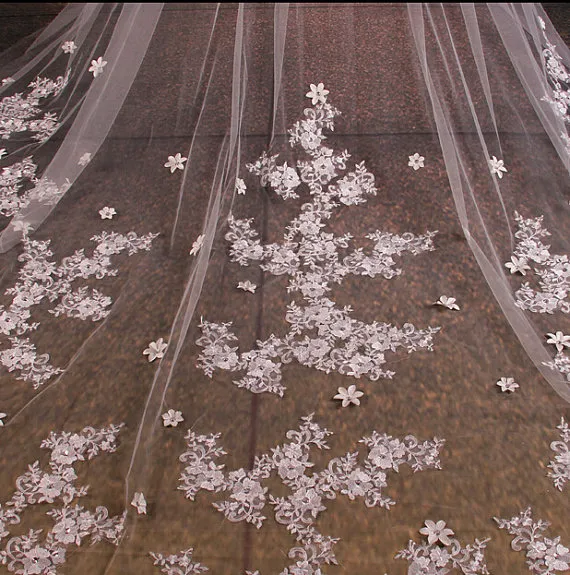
[
  {"xmin": 89, "ymin": 57, "xmax": 107, "ymax": 78},
  {"xmin": 164, "ymin": 153, "xmax": 187, "ymax": 173},
  {"xmin": 408, "ymin": 153, "xmax": 425, "ymax": 170},
  {"xmin": 547, "ymin": 417, "xmax": 570, "ymax": 491},
  {"xmin": 175, "ymin": 414, "xmax": 445, "ymax": 575},
  {"xmin": 334, "ymin": 385, "xmax": 364, "ymax": 407},
  {"xmin": 489, "ymin": 155, "xmax": 507, "ymax": 178},
  {"xmin": 546, "ymin": 331, "xmax": 570, "ymax": 353},
  {"xmin": 99, "ymin": 207, "xmax": 116, "ymax": 220},
  {"xmin": 495, "ymin": 508, "xmax": 570, "ymax": 573},
  {"xmin": 305, "ymin": 82, "xmax": 329, "ymax": 105},
  {"xmin": 78, "ymin": 152, "xmax": 92, "ymax": 166},
  {"xmin": 505, "ymin": 255, "xmax": 531, "ymax": 275},
  {"xmin": 0, "ymin": 148, "xmax": 6, "ymax": 159},
  {"xmin": 237, "ymin": 280, "xmax": 256, "ymax": 293},
  {"xmin": 496, "ymin": 377, "xmax": 519, "ymax": 393},
  {"xmin": 0, "ymin": 412, "xmax": 5, "ymax": 426},
  {"xmin": 235, "ymin": 178, "xmax": 246, "ymax": 195},
  {"xmin": 162, "ymin": 409, "xmax": 184, "ymax": 428},
  {"xmin": 434, "ymin": 295, "xmax": 460, "ymax": 310},
  {"xmin": 189, "ymin": 234, "xmax": 204, "ymax": 256},
  {"xmin": 131, "ymin": 492, "xmax": 147, "ymax": 515},
  {"xmin": 143, "ymin": 338, "xmax": 168, "ymax": 363},
  {"xmin": 61, "ymin": 41, "xmax": 76, "ymax": 54},
  {"xmin": 397, "ymin": 521, "xmax": 490, "ymax": 574}
]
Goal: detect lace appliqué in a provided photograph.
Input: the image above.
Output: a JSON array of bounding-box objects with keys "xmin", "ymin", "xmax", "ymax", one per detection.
[
  {"xmin": 0, "ymin": 424, "xmax": 126, "ymax": 575},
  {"xmin": 395, "ymin": 523, "xmax": 490, "ymax": 575},
  {"xmin": 174, "ymin": 414, "xmax": 444, "ymax": 575},
  {"xmin": 0, "ymin": 73, "xmax": 69, "ymax": 142},
  {"xmin": 0, "ymin": 230, "xmax": 158, "ymax": 387},
  {"xmin": 547, "ymin": 418, "xmax": 570, "ymax": 491},
  {"xmin": 495, "ymin": 508, "xmax": 570, "ymax": 574},
  {"xmin": 150, "ymin": 548, "xmax": 208, "ymax": 575},
  {"xmin": 197, "ymin": 85, "xmax": 439, "ymax": 397}
]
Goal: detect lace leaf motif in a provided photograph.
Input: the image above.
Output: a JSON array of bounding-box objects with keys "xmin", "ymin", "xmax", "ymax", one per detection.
[{"xmin": 197, "ymin": 84, "xmax": 439, "ymax": 397}]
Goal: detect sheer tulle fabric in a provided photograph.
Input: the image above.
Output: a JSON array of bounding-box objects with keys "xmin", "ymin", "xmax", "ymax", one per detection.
[{"xmin": 0, "ymin": 4, "xmax": 570, "ymax": 575}]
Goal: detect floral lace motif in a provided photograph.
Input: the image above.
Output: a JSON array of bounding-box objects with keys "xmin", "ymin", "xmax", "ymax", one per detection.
[
  {"xmin": 0, "ymin": 73, "xmax": 69, "ymax": 142},
  {"xmin": 0, "ymin": 230, "xmax": 158, "ymax": 387},
  {"xmin": 0, "ymin": 424, "xmax": 126, "ymax": 575},
  {"xmin": 547, "ymin": 418, "xmax": 570, "ymax": 491},
  {"xmin": 175, "ymin": 414, "xmax": 444, "ymax": 575},
  {"xmin": 197, "ymin": 85, "xmax": 439, "ymax": 397},
  {"xmin": 494, "ymin": 508, "xmax": 570, "ymax": 574},
  {"xmin": 395, "ymin": 523, "xmax": 490, "ymax": 575},
  {"xmin": 150, "ymin": 548, "xmax": 208, "ymax": 575}
]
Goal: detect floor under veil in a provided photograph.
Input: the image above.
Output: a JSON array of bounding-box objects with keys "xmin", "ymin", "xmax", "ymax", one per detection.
[{"xmin": 1, "ymin": 4, "xmax": 570, "ymax": 575}]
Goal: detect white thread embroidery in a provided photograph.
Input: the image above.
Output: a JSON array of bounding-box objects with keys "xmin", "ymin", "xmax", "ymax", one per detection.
[
  {"xmin": 150, "ymin": 548, "xmax": 208, "ymax": 575},
  {"xmin": 495, "ymin": 508, "xmax": 570, "ymax": 574},
  {"xmin": 174, "ymin": 414, "xmax": 444, "ymax": 575},
  {"xmin": 0, "ymin": 424, "xmax": 126, "ymax": 575},
  {"xmin": 548, "ymin": 418, "xmax": 570, "ymax": 491},
  {"xmin": 197, "ymin": 84, "xmax": 439, "ymax": 397}
]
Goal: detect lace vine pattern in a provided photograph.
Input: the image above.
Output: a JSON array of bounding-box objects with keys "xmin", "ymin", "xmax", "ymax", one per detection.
[
  {"xmin": 495, "ymin": 508, "xmax": 570, "ymax": 574},
  {"xmin": 1, "ymin": 157, "xmax": 70, "ymax": 219},
  {"xmin": 150, "ymin": 548, "xmax": 208, "ymax": 575},
  {"xmin": 196, "ymin": 85, "xmax": 440, "ymax": 397},
  {"xmin": 505, "ymin": 212, "xmax": 570, "ymax": 382},
  {"xmin": 395, "ymin": 527, "xmax": 490, "ymax": 575},
  {"xmin": 0, "ymin": 424, "xmax": 126, "ymax": 575},
  {"xmin": 547, "ymin": 417, "xmax": 570, "ymax": 491},
  {"xmin": 0, "ymin": 72, "xmax": 69, "ymax": 143},
  {"xmin": 167, "ymin": 413, "xmax": 445, "ymax": 575},
  {"xmin": 0, "ymin": 230, "xmax": 158, "ymax": 387}
]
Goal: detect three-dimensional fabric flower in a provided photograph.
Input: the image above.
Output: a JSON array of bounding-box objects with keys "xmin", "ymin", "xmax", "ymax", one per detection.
[
  {"xmin": 190, "ymin": 234, "xmax": 205, "ymax": 256},
  {"xmin": 419, "ymin": 520, "xmax": 455, "ymax": 546},
  {"xmin": 505, "ymin": 255, "xmax": 530, "ymax": 275},
  {"xmin": 131, "ymin": 492, "xmax": 147, "ymax": 514},
  {"xmin": 0, "ymin": 148, "xmax": 6, "ymax": 159},
  {"xmin": 237, "ymin": 280, "xmax": 257, "ymax": 293},
  {"xmin": 0, "ymin": 412, "xmax": 6, "ymax": 426},
  {"xmin": 61, "ymin": 41, "xmax": 77, "ymax": 54},
  {"xmin": 236, "ymin": 178, "xmax": 246, "ymax": 195},
  {"xmin": 306, "ymin": 83, "xmax": 329, "ymax": 105},
  {"xmin": 78, "ymin": 153, "xmax": 92, "ymax": 166},
  {"xmin": 334, "ymin": 385, "xmax": 364, "ymax": 407},
  {"xmin": 162, "ymin": 409, "xmax": 184, "ymax": 427},
  {"xmin": 143, "ymin": 338, "xmax": 168, "ymax": 362},
  {"xmin": 408, "ymin": 153, "xmax": 425, "ymax": 170},
  {"xmin": 89, "ymin": 57, "xmax": 107, "ymax": 78},
  {"xmin": 164, "ymin": 153, "xmax": 187, "ymax": 173},
  {"xmin": 489, "ymin": 156, "xmax": 507, "ymax": 178},
  {"xmin": 99, "ymin": 207, "xmax": 116, "ymax": 220},
  {"xmin": 434, "ymin": 296, "xmax": 460, "ymax": 310},
  {"xmin": 496, "ymin": 377, "xmax": 519, "ymax": 393},
  {"xmin": 546, "ymin": 331, "xmax": 570, "ymax": 353}
]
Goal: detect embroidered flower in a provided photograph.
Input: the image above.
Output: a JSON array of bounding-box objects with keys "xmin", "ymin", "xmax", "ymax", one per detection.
[
  {"xmin": 305, "ymin": 82, "xmax": 329, "ymax": 105},
  {"xmin": 131, "ymin": 492, "xmax": 147, "ymax": 514},
  {"xmin": 505, "ymin": 255, "xmax": 530, "ymax": 275},
  {"xmin": 0, "ymin": 411, "xmax": 5, "ymax": 425},
  {"xmin": 419, "ymin": 520, "xmax": 455, "ymax": 546},
  {"xmin": 235, "ymin": 178, "xmax": 246, "ymax": 195},
  {"xmin": 99, "ymin": 207, "xmax": 116, "ymax": 220},
  {"xmin": 88, "ymin": 56, "xmax": 107, "ymax": 78},
  {"xmin": 78, "ymin": 152, "xmax": 92, "ymax": 166},
  {"xmin": 408, "ymin": 153, "xmax": 425, "ymax": 170},
  {"xmin": 333, "ymin": 384, "xmax": 364, "ymax": 407},
  {"xmin": 546, "ymin": 331, "xmax": 570, "ymax": 352},
  {"xmin": 164, "ymin": 153, "xmax": 187, "ymax": 173},
  {"xmin": 143, "ymin": 338, "xmax": 168, "ymax": 362},
  {"xmin": 237, "ymin": 280, "xmax": 257, "ymax": 293},
  {"xmin": 162, "ymin": 409, "xmax": 184, "ymax": 427},
  {"xmin": 489, "ymin": 155, "xmax": 507, "ymax": 178},
  {"xmin": 434, "ymin": 295, "xmax": 460, "ymax": 310},
  {"xmin": 496, "ymin": 376, "xmax": 519, "ymax": 392},
  {"xmin": 190, "ymin": 234, "xmax": 205, "ymax": 256},
  {"xmin": 61, "ymin": 40, "xmax": 77, "ymax": 54}
]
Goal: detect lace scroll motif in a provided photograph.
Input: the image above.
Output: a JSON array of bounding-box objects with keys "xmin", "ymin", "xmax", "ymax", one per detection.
[
  {"xmin": 0, "ymin": 72, "xmax": 69, "ymax": 143},
  {"xmin": 0, "ymin": 424, "xmax": 126, "ymax": 575},
  {"xmin": 161, "ymin": 413, "xmax": 445, "ymax": 575},
  {"xmin": 0, "ymin": 230, "xmax": 158, "ymax": 387},
  {"xmin": 495, "ymin": 508, "xmax": 570, "ymax": 574},
  {"xmin": 547, "ymin": 417, "xmax": 570, "ymax": 491},
  {"xmin": 196, "ymin": 84, "xmax": 440, "ymax": 396}
]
